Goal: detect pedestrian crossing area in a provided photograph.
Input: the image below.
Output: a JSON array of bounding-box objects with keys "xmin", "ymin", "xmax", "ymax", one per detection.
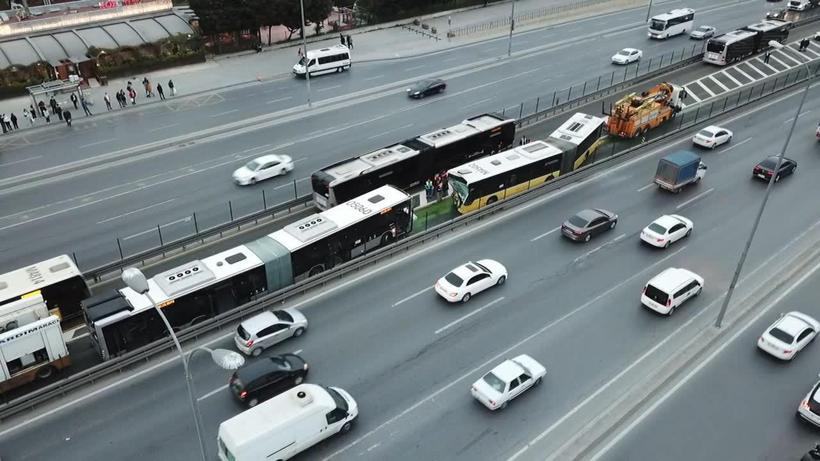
[{"xmin": 681, "ymin": 36, "xmax": 820, "ymax": 106}]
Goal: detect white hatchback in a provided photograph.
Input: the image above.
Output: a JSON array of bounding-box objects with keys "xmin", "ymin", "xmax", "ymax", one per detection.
[
  {"xmin": 611, "ymin": 48, "xmax": 642, "ymax": 65},
  {"xmin": 471, "ymin": 354, "xmax": 546, "ymax": 410},
  {"xmin": 233, "ymin": 154, "xmax": 294, "ymax": 186},
  {"xmin": 692, "ymin": 125, "xmax": 733, "ymax": 149},
  {"xmin": 640, "ymin": 215, "xmax": 693, "ymax": 248},
  {"xmin": 235, "ymin": 308, "xmax": 308, "ymax": 356},
  {"xmin": 435, "ymin": 259, "xmax": 507, "ymax": 303},
  {"xmin": 758, "ymin": 311, "xmax": 819, "ymax": 361}
]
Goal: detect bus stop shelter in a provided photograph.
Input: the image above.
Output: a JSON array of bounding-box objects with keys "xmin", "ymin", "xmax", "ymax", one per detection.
[{"xmin": 25, "ymin": 79, "xmax": 83, "ymax": 114}]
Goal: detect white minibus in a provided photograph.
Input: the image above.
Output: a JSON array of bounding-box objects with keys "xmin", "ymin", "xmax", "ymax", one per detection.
[{"xmin": 292, "ymin": 44, "xmax": 351, "ymax": 77}]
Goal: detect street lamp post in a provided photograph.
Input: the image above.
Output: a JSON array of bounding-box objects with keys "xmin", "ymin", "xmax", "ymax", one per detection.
[
  {"xmin": 121, "ymin": 268, "xmax": 245, "ymax": 460},
  {"xmin": 299, "ymin": 0, "xmax": 312, "ymax": 107},
  {"xmin": 645, "ymin": 0, "xmax": 654, "ymax": 23},
  {"xmin": 507, "ymin": 0, "xmax": 516, "ymax": 57},
  {"xmin": 714, "ymin": 41, "xmax": 815, "ymax": 327}
]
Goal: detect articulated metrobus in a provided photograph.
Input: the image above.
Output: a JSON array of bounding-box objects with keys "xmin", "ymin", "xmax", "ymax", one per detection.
[
  {"xmin": 0, "ymin": 255, "xmax": 90, "ymax": 323},
  {"xmin": 311, "ymin": 113, "xmax": 515, "ymax": 210},
  {"xmin": 448, "ymin": 113, "xmax": 605, "ymax": 214},
  {"xmin": 647, "ymin": 8, "xmax": 695, "ymax": 39},
  {"xmin": 83, "ymin": 186, "xmax": 413, "ymax": 360}
]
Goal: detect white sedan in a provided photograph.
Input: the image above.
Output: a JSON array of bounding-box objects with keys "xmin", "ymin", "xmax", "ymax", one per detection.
[
  {"xmin": 757, "ymin": 311, "xmax": 820, "ymax": 360},
  {"xmin": 471, "ymin": 354, "xmax": 546, "ymax": 410},
  {"xmin": 233, "ymin": 154, "xmax": 294, "ymax": 185},
  {"xmin": 611, "ymin": 48, "xmax": 642, "ymax": 65},
  {"xmin": 692, "ymin": 125, "xmax": 733, "ymax": 149},
  {"xmin": 435, "ymin": 259, "xmax": 507, "ymax": 303},
  {"xmin": 640, "ymin": 215, "xmax": 693, "ymax": 248}
]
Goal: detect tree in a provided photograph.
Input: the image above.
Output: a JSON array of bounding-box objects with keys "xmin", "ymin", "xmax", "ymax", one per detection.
[
  {"xmin": 305, "ymin": 0, "xmax": 333, "ymax": 34},
  {"xmin": 273, "ymin": 0, "xmax": 303, "ymax": 40}
]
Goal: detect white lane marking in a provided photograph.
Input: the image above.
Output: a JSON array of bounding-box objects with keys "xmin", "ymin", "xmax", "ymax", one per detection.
[
  {"xmin": 435, "ymin": 297, "xmax": 505, "ymax": 335},
  {"xmin": 732, "ymin": 66, "xmax": 756, "ymax": 81},
  {"xmin": 366, "ymin": 123, "xmax": 415, "ymax": 140},
  {"xmin": 694, "ymin": 80, "xmax": 715, "ymax": 97},
  {"xmin": 317, "ymin": 85, "xmax": 343, "ymax": 93},
  {"xmin": 783, "ymin": 109, "xmax": 812, "ymax": 124},
  {"xmin": 210, "ymin": 109, "xmax": 239, "ymax": 117},
  {"xmin": 406, "ymin": 64, "xmax": 426, "ymax": 71},
  {"xmin": 79, "ymin": 138, "xmax": 116, "ymax": 149},
  {"xmin": 531, "ymin": 226, "xmax": 561, "ymax": 242},
  {"xmin": 325, "ymin": 245, "xmax": 688, "ymax": 461},
  {"xmin": 636, "ymin": 183, "xmax": 655, "ymax": 192},
  {"xmin": 197, "ymin": 385, "xmax": 227, "ymax": 402},
  {"xmin": 721, "ymin": 70, "xmax": 742, "ymax": 87},
  {"xmin": 743, "ymin": 62, "xmax": 767, "ymax": 78},
  {"xmin": 574, "ymin": 233, "xmax": 626, "ymax": 263},
  {"xmin": 442, "ymin": 56, "xmax": 460, "ymax": 62},
  {"xmin": 363, "ymin": 75, "xmax": 385, "ymax": 81},
  {"xmin": 147, "ymin": 123, "xmax": 180, "ymax": 133},
  {"xmin": 588, "ymin": 257, "xmax": 820, "ymax": 461},
  {"xmin": 718, "ymin": 137, "xmax": 751, "ymax": 153},
  {"xmin": 463, "ymin": 97, "xmax": 494, "ymax": 110},
  {"xmin": 768, "ymin": 55, "xmax": 789, "ymax": 69},
  {"xmin": 1, "ymin": 90, "xmax": 797, "ymax": 440},
  {"xmin": 366, "ymin": 443, "xmax": 381, "ymax": 452},
  {"xmin": 393, "ymin": 286, "xmax": 433, "ymax": 307},
  {"xmin": 293, "ymin": 349, "xmax": 303, "ymax": 355},
  {"xmin": 707, "ymin": 76, "xmax": 729, "ymax": 92},
  {"xmin": 266, "ymin": 96, "xmax": 294, "ymax": 104},
  {"xmin": 675, "ymin": 187, "xmax": 714, "ymax": 210},
  {"xmin": 0, "ymin": 155, "xmax": 42, "ymax": 167},
  {"xmin": 122, "ymin": 216, "xmax": 191, "ymax": 240},
  {"xmin": 272, "ymin": 176, "xmax": 309, "ymax": 190},
  {"xmin": 97, "ymin": 198, "xmax": 176, "ymax": 224}
]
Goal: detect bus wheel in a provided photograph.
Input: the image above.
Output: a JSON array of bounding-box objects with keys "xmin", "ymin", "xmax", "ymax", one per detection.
[
  {"xmin": 36, "ymin": 365, "xmax": 54, "ymax": 379},
  {"xmin": 381, "ymin": 233, "xmax": 394, "ymax": 245},
  {"xmin": 487, "ymin": 196, "xmax": 498, "ymax": 206},
  {"xmin": 309, "ymin": 265, "xmax": 324, "ymax": 277}
]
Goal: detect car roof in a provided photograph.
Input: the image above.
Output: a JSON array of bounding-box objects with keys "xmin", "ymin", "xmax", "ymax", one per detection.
[
  {"xmin": 252, "ymin": 154, "xmax": 284, "ymax": 163},
  {"xmin": 774, "ymin": 313, "xmax": 814, "ymax": 336},
  {"xmin": 647, "ymin": 268, "xmax": 697, "ymax": 292},
  {"xmin": 651, "ymin": 215, "xmax": 681, "ymax": 229},
  {"xmin": 451, "ymin": 261, "xmax": 485, "ymax": 278},
  {"xmin": 700, "ymin": 125, "xmax": 721, "ymax": 134},
  {"xmin": 576, "ymin": 208, "xmax": 605, "ymax": 221},
  {"xmin": 621, "ymin": 48, "xmax": 639, "ymax": 52},
  {"xmin": 241, "ymin": 311, "xmax": 279, "ymax": 333},
  {"xmin": 234, "ymin": 356, "xmax": 290, "ymax": 382},
  {"xmin": 490, "ymin": 359, "xmax": 524, "ymax": 382}
]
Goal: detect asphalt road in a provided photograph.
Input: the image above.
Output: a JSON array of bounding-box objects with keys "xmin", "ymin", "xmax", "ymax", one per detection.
[
  {"xmin": 1, "ymin": 74, "xmax": 819, "ymax": 460},
  {"xmin": 0, "ymin": 0, "xmax": 782, "ymax": 272},
  {"xmin": 595, "ymin": 260, "xmax": 820, "ymax": 461}
]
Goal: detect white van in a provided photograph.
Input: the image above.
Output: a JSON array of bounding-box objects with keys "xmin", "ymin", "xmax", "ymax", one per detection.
[
  {"xmin": 292, "ymin": 45, "xmax": 351, "ymax": 78},
  {"xmin": 217, "ymin": 383, "xmax": 358, "ymax": 461},
  {"xmin": 641, "ymin": 268, "xmax": 703, "ymax": 315}
]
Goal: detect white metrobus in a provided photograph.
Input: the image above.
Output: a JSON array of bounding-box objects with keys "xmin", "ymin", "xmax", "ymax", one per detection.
[
  {"xmin": 647, "ymin": 8, "xmax": 695, "ymax": 39},
  {"xmin": 292, "ymin": 44, "xmax": 351, "ymax": 77}
]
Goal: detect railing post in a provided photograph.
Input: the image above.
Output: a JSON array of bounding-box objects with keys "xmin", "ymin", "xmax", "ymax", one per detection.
[
  {"xmin": 568, "ymin": 86, "xmax": 573, "ymax": 100},
  {"xmin": 116, "ymin": 238, "xmax": 124, "ymax": 260},
  {"xmin": 519, "ymin": 102, "xmax": 524, "ymax": 118},
  {"xmin": 693, "ymin": 106, "xmax": 700, "ymax": 123},
  {"xmin": 228, "ymin": 201, "xmax": 234, "ymax": 222},
  {"xmin": 193, "ymin": 212, "xmax": 199, "ymax": 235},
  {"xmin": 610, "ymin": 71, "xmax": 615, "ymax": 86},
  {"xmin": 552, "ymin": 91, "xmax": 557, "ymax": 107},
  {"xmin": 535, "ymin": 96, "xmax": 540, "ymax": 113},
  {"xmin": 582, "ymin": 81, "xmax": 587, "ymax": 96},
  {"xmin": 708, "ymin": 101, "xmax": 714, "ymax": 117},
  {"xmin": 623, "ymin": 66, "xmax": 628, "ymax": 82},
  {"xmin": 157, "ymin": 224, "xmax": 164, "ymax": 248},
  {"xmin": 262, "ymin": 189, "xmax": 267, "ymax": 210},
  {"xmin": 722, "ymin": 97, "xmax": 728, "ymax": 112},
  {"xmin": 596, "ymin": 75, "xmax": 602, "ymax": 91}
]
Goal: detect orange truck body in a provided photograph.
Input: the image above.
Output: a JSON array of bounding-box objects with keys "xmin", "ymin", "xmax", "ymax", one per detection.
[{"xmin": 606, "ymin": 82, "xmax": 685, "ymax": 139}]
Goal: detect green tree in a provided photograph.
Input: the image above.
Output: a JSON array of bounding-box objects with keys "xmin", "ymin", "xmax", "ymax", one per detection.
[{"xmin": 305, "ymin": 0, "xmax": 333, "ymax": 34}]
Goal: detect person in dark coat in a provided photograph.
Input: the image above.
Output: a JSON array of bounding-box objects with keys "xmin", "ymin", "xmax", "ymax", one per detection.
[
  {"xmin": 30, "ymin": 104, "xmax": 37, "ymax": 120},
  {"xmin": 0, "ymin": 115, "xmax": 6, "ymax": 134},
  {"xmin": 63, "ymin": 110, "xmax": 72, "ymax": 127},
  {"xmin": 49, "ymin": 96, "xmax": 58, "ymax": 114},
  {"xmin": 70, "ymin": 93, "xmax": 79, "ymax": 110},
  {"xmin": 346, "ymin": 35, "xmax": 353, "ymax": 49},
  {"xmin": 10, "ymin": 113, "xmax": 18, "ymax": 130},
  {"xmin": 54, "ymin": 104, "xmax": 63, "ymax": 121},
  {"xmin": 38, "ymin": 100, "xmax": 46, "ymax": 116},
  {"xmin": 340, "ymin": 33, "xmax": 345, "ymax": 46},
  {"xmin": 168, "ymin": 79, "xmax": 175, "ymax": 96},
  {"xmin": 157, "ymin": 83, "xmax": 165, "ymax": 100}
]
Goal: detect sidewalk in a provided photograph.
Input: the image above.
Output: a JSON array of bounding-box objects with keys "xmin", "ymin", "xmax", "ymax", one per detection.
[{"xmin": 0, "ymin": 0, "xmax": 637, "ymax": 135}]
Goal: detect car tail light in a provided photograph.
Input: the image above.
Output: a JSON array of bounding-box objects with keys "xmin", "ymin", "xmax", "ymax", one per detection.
[
  {"xmin": 489, "ymin": 399, "xmax": 496, "ymax": 407},
  {"xmin": 784, "ymin": 349, "xmax": 793, "ymax": 355},
  {"xmin": 802, "ymin": 399, "xmax": 810, "ymax": 410},
  {"xmin": 666, "ymin": 299, "xmax": 672, "ymax": 307},
  {"xmin": 239, "ymin": 391, "xmax": 248, "ymax": 399},
  {"xmin": 245, "ymin": 339, "xmax": 254, "ymax": 348},
  {"xmin": 641, "ymin": 286, "xmax": 646, "ymax": 294},
  {"xmin": 656, "ymin": 238, "xmax": 665, "ymax": 243}
]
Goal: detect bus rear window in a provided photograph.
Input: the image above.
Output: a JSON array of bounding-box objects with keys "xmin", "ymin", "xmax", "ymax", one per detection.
[
  {"xmin": 706, "ymin": 41, "xmax": 725, "ymax": 53},
  {"xmin": 311, "ymin": 174, "xmax": 330, "ymax": 198},
  {"xmin": 644, "ymin": 284, "xmax": 669, "ymax": 305}
]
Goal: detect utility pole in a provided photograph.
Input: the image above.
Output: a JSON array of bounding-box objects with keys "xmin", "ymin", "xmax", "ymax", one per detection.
[
  {"xmin": 507, "ymin": 0, "xmax": 516, "ymax": 57},
  {"xmin": 299, "ymin": 0, "xmax": 312, "ymax": 107},
  {"xmin": 645, "ymin": 0, "xmax": 654, "ymax": 23}
]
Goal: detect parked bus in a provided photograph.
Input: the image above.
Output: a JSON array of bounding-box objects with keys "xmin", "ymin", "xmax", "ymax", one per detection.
[
  {"xmin": 1, "ymin": 312, "xmax": 70, "ymax": 393},
  {"xmin": 83, "ymin": 186, "xmax": 413, "ymax": 360},
  {"xmin": 648, "ymin": 8, "xmax": 695, "ymax": 39},
  {"xmin": 0, "ymin": 255, "xmax": 90, "ymax": 322},
  {"xmin": 703, "ymin": 20, "xmax": 789, "ymax": 65},
  {"xmin": 448, "ymin": 113, "xmax": 605, "ymax": 214},
  {"xmin": 311, "ymin": 114, "xmax": 515, "ymax": 210}
]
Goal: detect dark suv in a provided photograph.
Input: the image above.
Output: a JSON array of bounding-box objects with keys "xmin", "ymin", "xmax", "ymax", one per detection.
[{"xmin": 229, "ymin": 353, "xmax": 309, "ymax": 407}]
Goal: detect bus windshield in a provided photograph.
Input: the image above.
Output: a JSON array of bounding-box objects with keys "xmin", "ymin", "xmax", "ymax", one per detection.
[
  {"xmin": 298, "ymin": 56, "xmax": 307, "ymax": 66},
  {"xmin": 449, "ymin": 175, "xmax": 469, "ymax": 202},
  {"xmin": 649, "ymin": 19, "xmax": 667, "ymax": 30},
  {"xmin": 706, "ymin": 41, "xmax": 725, "ymax": 53}
]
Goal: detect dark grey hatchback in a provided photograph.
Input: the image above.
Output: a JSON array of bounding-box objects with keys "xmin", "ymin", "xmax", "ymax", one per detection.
[{"xmin": 229, "ymin": 353, "xmax": 309, "ymax": 407}]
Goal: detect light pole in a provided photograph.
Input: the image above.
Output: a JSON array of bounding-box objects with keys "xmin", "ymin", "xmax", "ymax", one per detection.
[
  {"xmin": 645, "ymin": 0, "xmax": 654, "ymax": 23},
  {"xmin": 714, "ymin": 41, "xmax": 815, "ymax": 327},
  {"xmin": 507, "ymin": 0, "xmax": 516, "ymax": 57},
  {"xmin": 121, "ymin": 268, "xmax": 245, "ymax": 460},
  {"xmin": 299, "ymin": 0, "xmax": 312, "ymax": 107}
]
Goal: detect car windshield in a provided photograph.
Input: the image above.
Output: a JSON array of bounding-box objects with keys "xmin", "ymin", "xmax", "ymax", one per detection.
[
  {"xmin": 271, "ymin": 357, "xmax": 293, "ymax": 370},
  {"xmin": 245, "ymin": 160, "xmax": 262, "ymax": 171},
  {"xmin": 298, "ymin": 56, "xmax": 307, "ymax": 66},
  {"xmin": 273, "ymin": 310, "xmax": 294, "ymax": 323},
  {"xmin": 760, "ymin": 158, "xmax": 778, "ymax": 169},
  {"xmin": 568, "ymin": 215, "xmax": 588, "ymax": 227},
  {"xmin": 647, "ymin": 223, "xmax": 667, "ymax": 234},
  {"xmin": 768, "ymin": 327, "xmax": 794, "ymax": 344},
  {"xmin": 616, "ymin": 50, "xmax": 630, "ymax": 56},
  {"xmin": 697, "ymin": 129, "xmax": 715, "ymax": 138},
  {"xmin": 697, "ymin": 26, "xmax": 711, "ymax": 32},
  {"xmin": 326, "ymin": 387, "xmax": 349, "ymax": 412},
  {"xmin": 482, "ymin": 372, "xmax": 506, "ymax": 393},
  {"xmin": 444, "ymin": 272, "xmax": 464, "ymax": 287}
]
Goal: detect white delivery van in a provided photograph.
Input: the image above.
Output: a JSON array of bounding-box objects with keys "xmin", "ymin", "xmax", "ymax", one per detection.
[
  {"xmin": 292, "ymin": 45, "xmax": 351, "ymax": 77},
  {"xmin": 641, "ymin": 268, "xmax": 703, "ymax": 315},
  {"xmin": 217, "ymin": 383, "xmax": 358, "ymax": 461}
]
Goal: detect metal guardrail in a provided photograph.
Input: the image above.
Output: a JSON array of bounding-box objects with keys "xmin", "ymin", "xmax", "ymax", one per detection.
[
  {"xmin": 83, "ymin": 195, "xmax": 314, "ymax": 284},
  {"xmin": 3, "ymin": 59, "xmax": 816, "ymax": 423},
  {"xmin": 448, "ymin": 0, "xmax": 614, "ymax": 37}
]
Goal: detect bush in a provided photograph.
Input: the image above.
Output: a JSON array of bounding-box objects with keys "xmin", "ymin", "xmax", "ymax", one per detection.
[
  {"xmin": 412, "ymin": 18, "xmax": 420, "ymax": 26},
  {"xmin": 421, "ymin": 23, "xmax": 429, "ymax": 30},
  {"xmin": 431, "ymin": 27, "xmax": 437, "ymax": 34}
]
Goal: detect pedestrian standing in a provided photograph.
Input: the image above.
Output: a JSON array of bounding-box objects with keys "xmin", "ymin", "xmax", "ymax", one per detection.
[
  {"xmin": 147, "ymin": 82, "xmax": 154, "ymax": 98},
  {"xmin": 81, "ymin": 96, "xmax": 93, "ymax": 116},
  {"xmin": 63, "ymin": 110, "xmax": 72, "ymax": 127},
  {"xmin": 30, "ymin": 104, "xmax": 37, "ymax": 120},
  {"xmin": 117, "ymin": 90, "xmax": 125, "ymax": 108},
  {"xmin": 425, "ymin": 179, "xmax": 433, "ymax": 200},
  {"xmin": 129, "ymin": 88, "xmax": 137, "ymax": 105},
  {"xmin": 764, "ymin": 51, "xmax": 771, "ymax": 64},
  {"xmin": 43, "ymin": 107, "xmax": 50, "ymax": 123},
  {"xmin": 340, "ymin": 33, "xmax": 345, "ymax": 46},
  {"xmin": 70, "ymin": 93, "xmax": 78, "ymax": 110},
  {"xmin": 346, "ymin": 35, "xmax": 353, "ymax": 49},
  {"xmin": 157, "ymin": 83, "xmax": 165, "ymax": 100},
  {"xmin": 23, "ymin": 108, "xmax": 33, "ymax": 126},
  {"xmin": 3, "ymin": 113, "xmax": 11, "ymax": 131},
  {"xmin": 55, "ymin": 104, "xmax": 63, "ymax": 121},
  {"xmin": 49, "ymin": 95, "xmax": 58, "ymax": 114},
  {"xmin": 38, "ymin": 100, "xmax": 47, "ymax": 117},
  {"xmin": 104, "ymin": 92, "xmax": 112, "ymax": 111},
  {"xmin": 9, "ymin": 113, "xmax": 17, "ymax": 130},
  {"xmin": 168, "ymin": 79, "xmax": 176, "ymax": 96},
  {"xmin": 0, "ymin": 115, "xmax": 6, "ymax": 134}
]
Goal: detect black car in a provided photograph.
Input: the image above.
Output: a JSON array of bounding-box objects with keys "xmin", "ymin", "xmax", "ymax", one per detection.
[
  {"xmin": 407, "ymin": 79, "xmax": 446, "ymax": 99},
  {"xmin": 229, "ymin": 353, "xmax": 308, "ymax": 407},
  {"xmin": 752, "ymin": 156, "xmax": 797, "ymax": 183},
  {"xmin": 561, "ymin": 208, "xmax": 618, "ymax": 242}
]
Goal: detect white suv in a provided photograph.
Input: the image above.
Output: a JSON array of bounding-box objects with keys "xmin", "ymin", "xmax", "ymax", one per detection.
[
  {"xmin": 641, "ymin": 268, "xmax": 703, "ymax": 315},
  {"xmin": 235, "ymin": 308, "xmax": 308, "ymax": 356}
]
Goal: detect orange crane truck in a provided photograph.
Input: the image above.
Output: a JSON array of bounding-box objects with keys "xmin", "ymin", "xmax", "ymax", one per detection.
[{"xmin": 605, "ymin": 82, "xmax": 686, "ymax": 139}]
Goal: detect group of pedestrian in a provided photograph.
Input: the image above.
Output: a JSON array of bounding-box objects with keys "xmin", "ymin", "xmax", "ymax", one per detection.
[
  {"xmin": 518, "ymin": 135, "xmax": 530, "ymax": 146},
  {"xmin": 0, "ymin": 112, "xmax": 18, "ymax": 133},
  {"xmin": 799, "ymin": 37, "xmax": 812, "ymax": 52},
  {"xmin": 340, "ymin": 33, "xmax": 353, "ymax": 49},
  {"xmin": 425, "ymin": 171, "xmax": 449, "ymax": 200}
]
